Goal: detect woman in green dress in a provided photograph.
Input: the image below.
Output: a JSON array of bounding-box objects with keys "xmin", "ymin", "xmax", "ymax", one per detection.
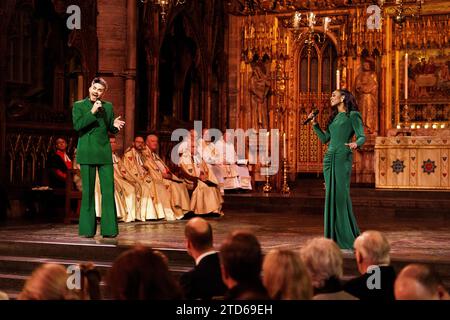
[{"xmin": 309, "ymin": 89, "xmax": 366, "ymax": 249}]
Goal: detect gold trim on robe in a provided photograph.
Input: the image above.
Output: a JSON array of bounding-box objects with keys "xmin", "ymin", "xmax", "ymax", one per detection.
[
  {"xmin": 142, "ymin": 147, "xmax": 190, "ymax": 219},
  {"xmin": 179, "ymin": 151, "xmax": 223, "ymax": 215}
]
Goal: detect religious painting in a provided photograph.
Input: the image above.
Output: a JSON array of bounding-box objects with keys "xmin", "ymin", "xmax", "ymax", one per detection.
[{"xmin": 398, "ymin": 48, "xmax": 450, "ymax": 124}]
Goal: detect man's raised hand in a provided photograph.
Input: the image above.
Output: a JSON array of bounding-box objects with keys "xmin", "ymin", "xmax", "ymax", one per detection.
[{"xmin": 114, "ymin": 116, "xmax": 125, "ymax": 131}]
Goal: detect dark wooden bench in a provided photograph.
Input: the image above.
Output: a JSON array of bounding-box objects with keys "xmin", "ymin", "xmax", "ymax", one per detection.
[{"xmin": 64, "ymin": 169, "xmax": 82, "ymax": 223}]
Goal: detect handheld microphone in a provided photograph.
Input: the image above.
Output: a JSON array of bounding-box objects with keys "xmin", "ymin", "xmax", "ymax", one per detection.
[
  {"xmin": 94, "ymin": 98, "xmax": 104, "ymax": 113},
  {"xmin": 303, "ymin": 109, "xmax": 319, "ymax": 125}
]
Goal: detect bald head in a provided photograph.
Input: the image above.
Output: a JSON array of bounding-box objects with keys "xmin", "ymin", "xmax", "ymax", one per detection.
[
  {"xmin": 354, "ymin": 230, "xmax": 390, "ymax": 267},
  {"xmin": 146, "ymin": 134, "xmax": 158, "ymax": 152},
  {"xmin": 395, "ymin": 264, "xmax": 449, "ymax": 300},
  {"xmin": 185, "ymin": 217, "xmax": 213, "ymax": 252}
]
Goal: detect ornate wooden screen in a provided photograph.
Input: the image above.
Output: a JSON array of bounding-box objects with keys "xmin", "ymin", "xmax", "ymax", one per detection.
[{"xmin": 296, "ymin": 41, "xmax": 337, "ymax": 173}]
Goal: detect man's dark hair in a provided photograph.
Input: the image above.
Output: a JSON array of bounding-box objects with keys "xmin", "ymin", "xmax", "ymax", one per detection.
[
  {"xmin": 91, "ymin": 77, "xmax": 108, "ymax": 90},
  {"xmin": 185, "ymin": 221, "xmax": 213, "ymax": 251},
  {"xmin": 220, "ymin": 231, "xmax": 262, "ymax": 285}
]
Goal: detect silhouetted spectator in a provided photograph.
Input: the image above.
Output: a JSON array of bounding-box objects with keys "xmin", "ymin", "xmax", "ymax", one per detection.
[
  {"xmin": 75, "ymin": 263, "xmax": 102, "ymax": 300},
  {"xmin": 219, "ymin": 230, "xmax": 269, "ymax": 300},
  {"xmin": 18, "ymin": 264, "xmax": 77, "ymax": 300},
  {"xmin": 300, "ymin": 237, "xmax": 358, "ymax": 300},
  {"xmin": 344, "ymin": 230, "xmax": 396, "ymax": 301},
  {"xmin": 180, "ymin": 217, "xmax": 226, "ymax": 299},
  {"xmin": 395, "ymin": 264, "xmax": 450, "ymax": 300},
  {"xmin": 263, "ymin": 249, "xmax": 313, "ymax": 300},
  {"xmin": 108, "ymin": 246, "xmax": 183, "ymax": 300}
]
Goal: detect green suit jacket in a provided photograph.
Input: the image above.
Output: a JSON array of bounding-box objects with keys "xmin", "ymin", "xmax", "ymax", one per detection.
[{"xmin": 72, "ymin": 98, "xmax": 119, "ymax": 165}]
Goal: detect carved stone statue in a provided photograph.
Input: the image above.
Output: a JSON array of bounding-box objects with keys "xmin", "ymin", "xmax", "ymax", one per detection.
[
  {"xmin": 355, "ymin": 59, "xmax": 378, "ymax": 135},
  {"xmin": 249, "ymin": 59, "xmax": 271, "ymax": 129}
]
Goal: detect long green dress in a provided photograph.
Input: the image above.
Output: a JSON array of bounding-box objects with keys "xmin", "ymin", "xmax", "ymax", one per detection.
[{"xmin": 313, "ymin": 111, "xmax": 366, "ymax": 249}]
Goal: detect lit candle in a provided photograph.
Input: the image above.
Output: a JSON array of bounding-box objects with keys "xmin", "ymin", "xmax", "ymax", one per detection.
[
  {"xmin": 283, "ymin": 132, "xmax": 286, "ymax": 159},
  {"xmin": 405, "ymin": 53, "xmax": 408, "ymax": 100},
  {"xmin": 336, "ymin": 70, "xmax": 340, "ymax": 89},
  {"xmin": 396, "ymin": 124, "xmax": 401, "ymax": 129}
]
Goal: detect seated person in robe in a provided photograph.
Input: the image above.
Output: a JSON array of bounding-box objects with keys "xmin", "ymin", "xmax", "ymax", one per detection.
[
  {"xmin": 200, "ymin": 129, "xmax": 225, "ymax": 195},
  {"xmin": 94, "ymin": 136, "xmax": 137, "ymax": 222},
  {"xmin": 123, "ymin": 136, "xmax": 177, "ymax": 221},
  {"xmin": 144, "ymin": 134, "xmax": 190, "ymax": 219},
  {"xmin": 178, "ymin": 137, "xmax": 223, "ymax": 216},
  {"xmin": 47, "ymin": 137, "xmax": 72, "ymax": 188},
  {"xmin": 213, "ymin": 131, "xmax": 252, "ymax": 192}
]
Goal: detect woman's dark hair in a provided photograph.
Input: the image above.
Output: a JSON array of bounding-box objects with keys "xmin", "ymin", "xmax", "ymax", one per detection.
[
  {"xmin": 79, "ymin": 263, "xmax": 102, "ymax": 300},
  {"xmin": 108, "ymin": 246, "xmax": 183, "ymax": 300},
  {"xmin": 326, "ymin": 89, "xmax": 359, "ymax": 129}
]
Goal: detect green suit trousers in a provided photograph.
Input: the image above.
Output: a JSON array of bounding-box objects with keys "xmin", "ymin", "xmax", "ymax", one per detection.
[{"xmin": 79, "ymin": 164, "xmax": 118, "ymax": 237}]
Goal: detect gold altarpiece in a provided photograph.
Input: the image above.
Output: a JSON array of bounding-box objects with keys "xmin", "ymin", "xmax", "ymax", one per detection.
[{"xmin": 227, "ymin": 1, "xmax": 450, "ymax": 189}]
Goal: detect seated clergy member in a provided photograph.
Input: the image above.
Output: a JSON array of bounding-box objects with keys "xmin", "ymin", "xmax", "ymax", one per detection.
[
  {"xmin": 122, "ymin": 136, "xmax": 159, "ymax": 221},
  {"xmin": 124, "ymin": 136, "xmax": 179, "ymax": 221},
  {"xmin": 180, "ymin": 217, "xmax": 227, "ymax": 299},
  {"xmin": 144, "ymin": 134, "xmax": 190, "ymax": 219},
  {"xmin": 214, "ymin": 131, "xmax": 252, "ymax": 192},
  {"xmin": 95, "ymin": 136, "xmax": 136, "ymax": 222},
  {"xmin": 179, "ymin": 133, "xmax": 223, "ymax": 216},
  {"xmin": 200, "ymin": 129, "xmax": 224, "ymax": 195},
  {"xmin": 395, "ymin": 264, "xmax": 450, "ymax": 300},
  {"xmin": 344, "ymin": 230, "xmax": 396, "ymax": 301},
  {"xmin": 47, "ymin": 137, "xmax": 72, "ymax": 188}
]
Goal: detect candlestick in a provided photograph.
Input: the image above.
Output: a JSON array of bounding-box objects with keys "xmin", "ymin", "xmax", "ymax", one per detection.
[
  {"xmin": 281, "ymin": 158, "xmax": 290, "ymax": 194},
  {"xmin": 283, "ymin": 133, "xmax": 286, "ymax": 159},
  {"xmin": 404, "ymin": 53, "xmax": 408, "ymax": 100},
  {"xmin": 263, "ymin": 166, "xmax": 272, "ymax": 193}
]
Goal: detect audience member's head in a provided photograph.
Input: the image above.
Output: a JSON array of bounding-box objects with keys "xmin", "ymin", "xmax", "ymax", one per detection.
[
  {"xmin": 353, "ymin": 230, "xmax": 391, "ymax": 274},
  {"xmin": 18, "ymin": 264, "xmax": 76, "ymax": 300},
  {"xmin": 133, "ymin": 136, "xmax": 145, "ymax": 151},
  {"xmin": 146, "ymin": 134, "xmax": 159, "ymax": 152},
  {"xmin": 263, "ymin": 249, "xmax": 313, "ymax": 300},
  {"xmin": 108, "ymin": 246, "xmax": 183, "ymax": 300},
  {"xmin": 219, "ymin": 230, "xmax": 262, "ymax": 289},
  {"xmin": 300, "ymin": 238, "xmax": 343, "ymax": 289},
  {"xmin": 185, "ymin": 217, "xmax": 214, "ymax": 259},
  {"xmin": 55, "ymin": 137, "xmax": 67, "ymax": 152},
  {"xmin": 76, "ymin": 263, "xmax": 102, "ymax": 300},
  {"xmin": 395, "ymin": 264, "xmax": 449, "ymax": 300},
  {"xmin": 0, "ymin": 291, "xmax": 9, "ymax": 300}
]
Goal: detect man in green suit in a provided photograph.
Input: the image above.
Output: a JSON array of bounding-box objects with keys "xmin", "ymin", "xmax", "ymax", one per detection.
[{"xmin": 72, "ymin": 77, "xmax": 125, "ymax": 238}]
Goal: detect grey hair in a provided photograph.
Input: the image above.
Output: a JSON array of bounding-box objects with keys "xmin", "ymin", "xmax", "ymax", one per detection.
[
  {"xmin": 354, "ymin": 230, "xmax": 390, "ymax": 265},
  {"xmin": 300, "ymin": 237, "xmax": 343, "ymax": 288}
]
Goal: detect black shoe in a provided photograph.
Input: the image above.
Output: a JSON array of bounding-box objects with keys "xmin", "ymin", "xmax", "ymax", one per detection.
[
  {"xmin": 181, "ymin": 211, "xmax": 196, "ymax": 220},
  {"xmin": 102, "ymin": 234, "xmax": 117, "ymax": 238}
]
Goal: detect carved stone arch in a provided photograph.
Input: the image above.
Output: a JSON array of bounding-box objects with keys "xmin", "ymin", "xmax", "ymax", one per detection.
[
  {"xmin": 65, "ymin": 0, "xmax": 98, "ymax": 87},
  {"xmin": 158, "ymin": 12, "xmax": 208, "ymax": 124}
]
